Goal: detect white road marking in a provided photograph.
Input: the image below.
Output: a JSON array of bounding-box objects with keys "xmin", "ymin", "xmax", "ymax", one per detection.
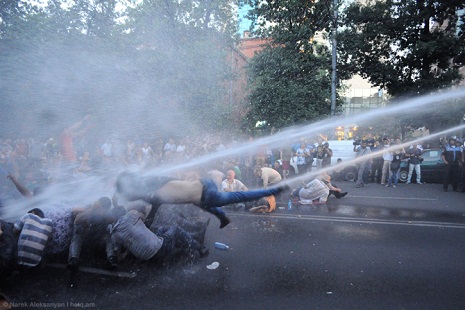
[
  {"xmin": 233, "ymin": 213, "xmax": 465, "ymax": 229},
  {"xmin": 346, "ymin": 196, "xmax": 437, "ymax": 201}
]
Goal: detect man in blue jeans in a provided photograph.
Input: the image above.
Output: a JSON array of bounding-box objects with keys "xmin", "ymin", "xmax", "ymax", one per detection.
[
  {"xmin": 109, "ymin": 208, "xmax": 208, "ymax": 263},
  {"xmin": 116, "ymin": 172, "xmax": 289, "ymax": 229}
]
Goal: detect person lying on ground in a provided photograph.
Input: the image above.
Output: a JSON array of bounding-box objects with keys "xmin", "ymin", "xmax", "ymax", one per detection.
[
  {"xmin": 116, "ymin": 172, "xmax": 290, "ymax": 229},
  {"xmin": 248, "ymin": 195, "xmax": 276, "ymax": 213},
  {"xmin": 13, "ymin": 208, "xmax": 53, "ymax": 270},
  {"xmin": 7, "ymin": 172, "xmax": 74, "ymax": 259},
  {"xmin": 67, "ymin": 197, "xmax": 122, "ymax": 272},
  {"xmin": 298, "ymin": 173, "xmax": 346, "ymax": 205},
  {"xmin": 108, "ymin": 207, "xmax": 209, "ymax": 264},
  {"xmin": 321, "ymin": 173, "xmax": 348, "ymax": 199}
]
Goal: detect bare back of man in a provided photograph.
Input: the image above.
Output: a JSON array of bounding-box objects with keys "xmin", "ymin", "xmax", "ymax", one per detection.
[
  {"xmin": 156, "ymin": 180, "xmax": 203, "ymax": 205},
  {"xmin": 116, "ymin": 172, "xmax": 289, "ymax": 229}
]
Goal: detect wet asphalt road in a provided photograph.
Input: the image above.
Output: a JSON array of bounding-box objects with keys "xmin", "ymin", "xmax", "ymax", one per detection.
[{"xmin": 2, "ymin": 181, "xmax": 465, "ymax": 310}]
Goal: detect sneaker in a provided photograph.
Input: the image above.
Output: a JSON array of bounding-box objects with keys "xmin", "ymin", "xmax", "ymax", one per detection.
[
  {"xmin": 393, "ymin": 185, "xmax": 396, "ymax": 188},
  {"xmin": 417, "ymin": 182, "xmax": 423, "ymax": 184},
  {"xmin": 385, "ymin": 185, "xmax": 390, "ymax": 187},
  {"xmin": 406, "ymin": 181, "xmax": 411, "ymax": 184}
]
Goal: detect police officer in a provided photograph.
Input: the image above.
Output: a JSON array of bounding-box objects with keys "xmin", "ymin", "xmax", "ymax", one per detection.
[{"xmin": 441, "ymin": 137, "xmax": 464, "ymax": 192}]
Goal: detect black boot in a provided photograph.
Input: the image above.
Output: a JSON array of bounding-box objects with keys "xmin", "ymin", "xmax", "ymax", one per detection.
[{"xmin": 219, "ymin": 216, "xmax": 230, "ymax": 229}]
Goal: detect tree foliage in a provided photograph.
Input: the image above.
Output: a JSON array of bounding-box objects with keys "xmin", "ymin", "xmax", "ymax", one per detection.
[
  {"xmin": 243, "ymin": 0, "xmax": 345, "ymax": 131},
  {"xmin": 0, "ymin": 0, "xmax": 239, "ymax": 138},
  {"xmin": 246, "ymin": 44, "xmax": 334, "ymax": 129},
  {"xmin": 338, "ymin": 0, "xmax": 465, "ymax": 97}
]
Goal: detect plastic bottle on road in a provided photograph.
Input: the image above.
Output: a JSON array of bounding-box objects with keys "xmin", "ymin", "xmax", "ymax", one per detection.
[
  {"xmin": 288, "ymin": 199, "xmax": 293, "ymax": 211},
  {"xmin": 214, "ymin": 242, "xmax": 230, "ymax": 250}
]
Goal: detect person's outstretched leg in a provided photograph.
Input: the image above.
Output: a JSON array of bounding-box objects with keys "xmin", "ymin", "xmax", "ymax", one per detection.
[
  {"xmin": 212, "ymin": 186, "xmax": 287, "ymax": 206},
  {"xmin": 199, "ymin": 179, "xmax": 289, "ymax": 228}
]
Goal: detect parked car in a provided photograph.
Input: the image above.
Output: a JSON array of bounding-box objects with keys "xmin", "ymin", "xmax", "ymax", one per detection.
[{"xmin": 398, "ymin": 148, "xmax": 446, "ymax": 183}]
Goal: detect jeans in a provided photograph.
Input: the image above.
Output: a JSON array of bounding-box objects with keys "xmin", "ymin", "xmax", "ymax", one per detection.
[
  {"xmin": 200, "ymin": 179, "xmax": 281, "ymax": 220},
  {"xmin": 407, "ymin": 163, "xmax": 421, "ymax": 183},
  {"xmin": 388, "ymin": 168, "xmax": 400, "ymax": 186},
  {"xmin": 68, "ymin": 223, "xmax": 114, "ymax": 262},
  {"xmin": 152, "ymin": 226, "xmax": 200, "ymax": 260},
  {"xmin": 381, "ymin": 160, "xmax": 391, "ymax": 184},
  {"xmin": 356, "ymin": 161, "xmax": 369, "ymax": 186}
]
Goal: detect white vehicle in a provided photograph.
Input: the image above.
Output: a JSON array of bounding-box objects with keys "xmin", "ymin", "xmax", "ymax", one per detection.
[{"xmin": 286, "ymin": 140, "xmax": 358, "ymax": 181}]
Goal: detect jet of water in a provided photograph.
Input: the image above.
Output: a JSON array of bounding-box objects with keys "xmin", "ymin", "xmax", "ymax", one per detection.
[{"xmin": 1, "ymin": 88, "xmax": 464, "ymax": 221}]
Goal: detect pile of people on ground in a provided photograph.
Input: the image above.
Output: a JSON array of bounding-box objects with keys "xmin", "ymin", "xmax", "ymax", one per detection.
[{"xmin": 0, "ymin": 163, "xmax": 293, "ymax": 281}]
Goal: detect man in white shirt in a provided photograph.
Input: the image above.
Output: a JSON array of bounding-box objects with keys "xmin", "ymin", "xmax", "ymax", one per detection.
[
  {"xmin": 222, "ymin": 170, "xmax": 248, "ymax": 211},
  {"xmin": 222, "ymin": 170, "xmax": 248, "ymax": 192}
]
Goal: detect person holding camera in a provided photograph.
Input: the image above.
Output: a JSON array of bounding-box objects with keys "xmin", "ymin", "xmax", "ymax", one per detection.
[
  {"xmin": 321, "ymin": 142, "xmax": 333, "ymax": 168},
  {"xmin": 315, "ymin": 139, "xmax": 325, "ymax": 169},
  {"xmin": 405, "ymin": 143, "xmax": 423, "ymax": 184}
]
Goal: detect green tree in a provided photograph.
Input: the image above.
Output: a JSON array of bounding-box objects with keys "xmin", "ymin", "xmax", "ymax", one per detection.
[
  {"xmin": 338, "ymin": 0, "xmax": 465, "ymax": 97},
  {"xmin": 123, "ymin": 0, "xmax": 239, "ymax": 131},
  {"xmin": 246, "ymin": 44, "xmax": 334, "ymax": 129},
  {"xmin": 243, "ymin": 0, "xmax": 345, "ymax": 131},
  {"xmin": 0, "ymin": 0, "xmax": 240, "ymax": 136}
]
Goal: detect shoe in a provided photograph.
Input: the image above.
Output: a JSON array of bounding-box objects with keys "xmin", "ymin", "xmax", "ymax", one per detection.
[
  {"xmin": 198, "ymin": 246, "xmax": 210, "ymax": 258},
  {"xmin": 219, "ymin": 216, "xmax": 230, "ymax": 229},
  {"xmin": 417, "ymin": 182, "xmax": 423, "ymax": 185},
  {"xmin": 406, "ymin": 181, "xmax": 411, "ymax": 184},
  {"xmin": 67, "ymin": 257, "xmax": 79, "ymax": 272},
  {"xmin": 340, "ymin": 192, "xmax": 348, "ymax": 198},
  {"xmin": 385, "ymin": 185, "xmax": 390, "ymax": 187},
  {"xmin": 393, "ymin": 185, "xmax": 396, "ymax": 188},
  {"xmin": 105, "ymin": 256, "xmax": 118, "ymax": 270},
  {"xmin": 381, "ymin": 183, "xmax": 385, "ymax": 185}
]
